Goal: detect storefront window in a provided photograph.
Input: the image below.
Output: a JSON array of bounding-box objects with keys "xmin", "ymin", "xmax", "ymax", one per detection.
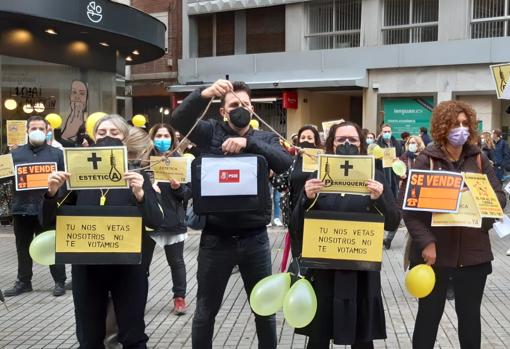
[
  {"xmin": 0, "ymin": 55, "xmax": 116, "ymax": 151},
  {"xmin": 382, "ymin": 97, "xmax": 434, "ymax": 139}
]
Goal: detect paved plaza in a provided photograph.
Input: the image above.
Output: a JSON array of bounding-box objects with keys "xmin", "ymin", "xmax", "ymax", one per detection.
[{"xmin": 1, "ymin": 225, "xmax": 510, "ymax": 348}]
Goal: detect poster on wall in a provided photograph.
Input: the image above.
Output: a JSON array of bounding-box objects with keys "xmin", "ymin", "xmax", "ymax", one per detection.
[{"xmin": 382, "ymin": 97, "xmax": 434, "ymax": 139}]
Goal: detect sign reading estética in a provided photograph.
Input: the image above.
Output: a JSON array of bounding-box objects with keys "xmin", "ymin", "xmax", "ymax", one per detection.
[
  {"xmin": 301, "ymin": 211, "xmax": 384, "ymax": 271},
  {"xmin": 150, "ymin": 156, "xmax": 191, "ymax": 183},
  {"xmin": 55, "ymin": 206, "xmax": 142, "ymax": 264},
  {"xmin": 64, "ymin": 146, "xmax": 128, "ymax": 190}
]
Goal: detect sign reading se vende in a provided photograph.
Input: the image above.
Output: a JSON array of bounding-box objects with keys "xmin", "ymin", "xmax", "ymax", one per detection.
[
  {"xmin": 15, "ymin": 162, "xmax": 57, "ymax": 191},
  {"xmin": 402, "ymin": 169, "xmax": 464, "ymax": 213}
]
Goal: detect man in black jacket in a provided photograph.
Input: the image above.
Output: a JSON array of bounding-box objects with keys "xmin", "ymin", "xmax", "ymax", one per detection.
[
  {"xmin": 4, "ymin": 115, "xmax": 67, "ymax": 297},
  {"xmin": 171, "ymin": 80, "xmax": 292, "ymax": 349},
  {"xmin": 376, "ymin": 123, "xmax": 403, "ymax": 250}
]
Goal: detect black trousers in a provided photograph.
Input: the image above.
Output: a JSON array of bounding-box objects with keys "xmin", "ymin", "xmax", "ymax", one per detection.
[
  {"xmin": 144, "ymin": 237, "xmax": 187, "ymax": 298},
  {"xmin": 72, "ymin": 263, "xmax": 148, "ymax": 349},
  {"xmin": 13, "ymin": 214, "xmax": 66, "ymax": 283},
  {"xmin": 413, "ymin": 263, "xmax": 491, "ymax": 349}
]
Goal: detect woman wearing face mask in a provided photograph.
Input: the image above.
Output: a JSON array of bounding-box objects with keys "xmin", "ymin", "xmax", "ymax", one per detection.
[
  {"xmin": 403, "ymin": 101, "xmax": 505, "ymax": 349},
  {"xmin": 366, "ymin": 132, "xmax": 376, "ymax": 145},
  {"xmin": 271, "ymin": 125, "xmax": 321, "ymax": 258},
  {"xmin": 479, "ymin": 132, "xmax": 495, "ymax": 165},
  {"xmin": 46, "ymin": 127, "xmax": 64, "ymax": 150},
  {"xmin": 399, "ymin": 136, "xmax": 425, "ymax": 178},
  {"xmin": 144, "ymin": 123, "xmax": 191, "ymax": 315},
  {"xmin": 290, "ymin": 121, "xmax": 400, "ymax": 349},
  {"xmin": 40, "ymin": 114, "xmax": 163, "ymax": 349}
]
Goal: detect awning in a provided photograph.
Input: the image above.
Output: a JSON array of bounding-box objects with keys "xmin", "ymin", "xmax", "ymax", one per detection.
[
  {"xmin": 168, "ymin": 76, "xmax": 368, "ymax": 92},
  {"xmin": 0, "ymin": 0, "xmax": 166, "ymax": 73}
]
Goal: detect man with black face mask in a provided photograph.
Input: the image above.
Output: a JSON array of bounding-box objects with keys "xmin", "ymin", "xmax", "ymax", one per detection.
[{"xmin": 171, "ymin": 80, "xmax": 292, "ymax": 349}]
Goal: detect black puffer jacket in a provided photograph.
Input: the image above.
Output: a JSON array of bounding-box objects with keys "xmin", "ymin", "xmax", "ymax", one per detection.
[
  {"xmin": 170, "ymin": 88, "xmax": 293, "ymax": 234},
  {"xmin": 12, "ymin": 143, "xmax": 64, "ymax": 216}
]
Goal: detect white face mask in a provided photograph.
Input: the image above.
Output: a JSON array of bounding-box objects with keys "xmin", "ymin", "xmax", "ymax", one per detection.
[
  {"xmin": 28, "ymin": 130, "xmax": 46, "ymax": 146},
  {"xmin": 408, "ymin": 143, "xmax": 418, "ymax": 153}
]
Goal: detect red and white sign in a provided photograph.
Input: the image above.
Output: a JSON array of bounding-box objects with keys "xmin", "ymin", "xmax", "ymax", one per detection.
[
  {"xmin": 283, "ymin": 91, "xmax": 298, "ymax": 109},
  {"xmin": 219, "ymin": 169, "xmax": 240, "ymax": 183},
  {"xmin": 201, "ymin": 157, "xmax": 258, "ymax": 196}
]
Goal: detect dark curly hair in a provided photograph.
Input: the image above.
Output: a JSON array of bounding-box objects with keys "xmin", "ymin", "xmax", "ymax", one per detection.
[
  {"xmin": 325, "ymin": 121, "xmax": 367, "ymax": 155},
  {"xmin": 297, "ymin": 125, "xmax": 321, "ymax": 148},
  {"xmin": 431, "ymin": 101, "xmax": 478, "ymax": 146}
]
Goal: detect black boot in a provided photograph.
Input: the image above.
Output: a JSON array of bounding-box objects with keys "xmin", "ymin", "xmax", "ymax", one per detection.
[
  {"xmin": 383, "ymin": 230, "xmax": 397, "ymax": 250},
  {"xmin": 52, "ymin": 282, "xmax": 66, "ymax": 297},
  {"xmin": 4, "ymin": 281, "xmax": 33, "ymax": 297}
]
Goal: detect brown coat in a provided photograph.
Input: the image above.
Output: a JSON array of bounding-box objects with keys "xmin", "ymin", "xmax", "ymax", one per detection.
[{"xmin": 402, "ymin": 143, "xmax": 506, "ymax": 268}]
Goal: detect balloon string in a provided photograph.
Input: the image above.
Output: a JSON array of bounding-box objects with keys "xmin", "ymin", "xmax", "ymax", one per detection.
[{"xmin": 129, "ymin": 97, "xmax": 215, "ymax": 172}]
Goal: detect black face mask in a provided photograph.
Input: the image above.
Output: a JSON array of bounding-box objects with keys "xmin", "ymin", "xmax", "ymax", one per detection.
[
  {"xmin": 335, "ymin": 142, "xmax": 359, "ymax": 155},
  {"xmin": 228, "ymin": 107, "xmax": 251, "ymax": 129},
  {"xmin": 95, "ymin": 136, "xmax": 123, "ymax": 147},
  {"xmin": 298, "ymin": 141, "xmax": 316, "ymax": 149}
]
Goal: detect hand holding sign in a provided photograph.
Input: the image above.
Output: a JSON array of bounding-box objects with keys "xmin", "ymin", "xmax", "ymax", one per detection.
[
  {"xmin": 305, "ymin": 178, "xmax": 325, "ymax": 200},
  {"xmin": 48, "ymin": 171, "xmax": 71, "ymax": 197},
  {"xmin": 222, "ymin": 137, "xmax": 247, "ymax": 154},
  {"xmin": 124, "ymin": 171, "xmax": 145, "ymax": 202},
  {"xmin": 366, "ymin": 179, "xmax": 384, "ymax": 200}
]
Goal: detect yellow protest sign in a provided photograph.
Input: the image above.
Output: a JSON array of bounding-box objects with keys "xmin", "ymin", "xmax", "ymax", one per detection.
[
  {"xmin": 150, "ymin": 156, "xmax": 191, "ymax": 183},
  {"xmin": 64, "ymin": 146, "xmax": 128, "ymax": 190},
  {"xmin": 431, "ymin": 190, "xmax": 482, "ymax": 228},
  {"xmin": 0, "ymin": 154, "xmax": 14, "ymax": 179},
  {"xmin": 301, "ymin": 211, "xmax": 384, "ymax": 271},
  {"xmin": 462, "ymin": 172, "xmax": 504, "ymax": 218},
  {"xmin": 490, "ymin": 63, "xmax": 510, "ymax": 99},
  {"xmin": 318, "ymin": 154, "xmax": 374, "ymax": 195},
  {"xmin": 55, "ymin": 206, "xmax": 142, "ymax": 264},
  {"xmin": 301, "ymin": 148, "xmax": 323, "ymax": 173},
  {"xmin": 6, "ymin": 120, "xmax": 27, "ymax": 146},
  {"xmin": 322, "ymin": 119, "xmax": 344, "ymax": 137},
  {"xmin": 382, "ymin": 147, "xmax": 397, "ymax": 168}
]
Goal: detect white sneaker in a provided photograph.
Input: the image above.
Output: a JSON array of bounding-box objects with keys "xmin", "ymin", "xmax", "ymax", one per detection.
[
  {"xmin": 506, "ymin": 248, "xmax": 510, "ymax": 256},
  {"xmin": 273, "ymin": 218, "xmax": 283, "ymax": 227}
]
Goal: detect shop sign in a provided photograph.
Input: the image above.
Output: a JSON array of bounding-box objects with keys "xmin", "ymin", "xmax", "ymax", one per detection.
[{"xmin": 383, "ymin": 97, "xmax": 433, "ymax": 138}]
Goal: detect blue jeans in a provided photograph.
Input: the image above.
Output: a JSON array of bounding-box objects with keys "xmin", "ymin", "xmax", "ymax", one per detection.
[
  {"xmin": 273, "ymin": 188, "xmax": 281, "ymax": 220},
  {"xmin": 192, "ymin": 230, "xmax": 277, "ymax": 349}
]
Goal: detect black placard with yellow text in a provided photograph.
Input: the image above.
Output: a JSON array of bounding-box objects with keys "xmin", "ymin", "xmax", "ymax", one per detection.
[
  {"xmin": 55, "ymin": 206, "xmax": 142, "ymax": 264},
  {"xmin": 301, "ymin": 211, "xmax": 384, "ymax": 271}
]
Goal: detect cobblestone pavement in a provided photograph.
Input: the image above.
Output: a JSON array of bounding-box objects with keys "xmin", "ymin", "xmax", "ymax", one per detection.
[{"xmin": 1, "ymin": 225, "xmax": 510, "ymax": 348}]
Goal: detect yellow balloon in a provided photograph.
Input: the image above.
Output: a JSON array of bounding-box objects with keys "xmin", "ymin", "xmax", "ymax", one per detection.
[
  {"xmin": 405, "ymin": 264, "xmax": 436, "ymax": 298},
  {"xmin": 392, "ymin": 159, "xmax": 407, "ymax": 177},
  {"xmin": 371, "ymin": 145, "xmax": 384, "ymax": 159},
  {"xmin": 182, "ymin": 153, "xmax": 195, "ymax": 160},
  {"xmin": 86, "ymin": 112, "xmax": 107, "ymax": 138},
  {"xmin": 29, "ymin": 230, "xmax": 56, "ymax": 266},
  {"xmin": 132, "ymin": 114, "xmax": 146, "ymax": 127},
  {"xmin": 45, "ymin": 113, "xmax": 62, "ymax": 129},
  {"xmin": 249, "ymin": 119, "xmax": 259, "ymax": 130},
  {"xmin": 283, "ymin": 278, "xmax": 317, "ymax": 328},
  {"xmin": 250, "ymin": 273, "xmax": 291, "ymax": 316}
]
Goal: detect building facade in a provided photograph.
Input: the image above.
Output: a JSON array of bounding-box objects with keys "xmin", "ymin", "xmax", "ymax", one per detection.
[
  {"xmin": 127, "ymin": 0, "xmax": 181, "ymax": 126},
  {"xmin": 174, "ymin": 0, "xmax": 510, "ymax": 139}
]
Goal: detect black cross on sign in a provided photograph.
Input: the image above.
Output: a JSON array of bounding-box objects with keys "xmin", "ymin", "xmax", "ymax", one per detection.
[
  {"xmin": 87, "ymin": 152, "xmax": 102, "ymax": 170},
  {"xmin": 340, "ymin": 160, "xmax": 353, "ymax": 176}
]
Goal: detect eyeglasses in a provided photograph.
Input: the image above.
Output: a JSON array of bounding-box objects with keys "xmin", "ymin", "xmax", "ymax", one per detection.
[{"xmin": 334, "ymin": 136, "xmax": 360, "ymax": 143}]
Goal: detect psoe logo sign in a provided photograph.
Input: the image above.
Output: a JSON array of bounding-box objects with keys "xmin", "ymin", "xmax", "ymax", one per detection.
[
  {"xmin": 87, "ymin": 1, "xmax": 103, "ymax": 23},
  {"xmin": 219, "ymin": 169, "xmax": 240, "ymax": 183}
]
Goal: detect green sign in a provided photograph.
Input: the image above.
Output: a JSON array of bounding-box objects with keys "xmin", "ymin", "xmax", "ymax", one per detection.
[{"xmin": 383, "ymin": 97, "xmax": 434, "ymax": 139}]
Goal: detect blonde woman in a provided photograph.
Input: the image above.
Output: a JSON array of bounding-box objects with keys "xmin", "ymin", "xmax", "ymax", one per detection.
[
  {"xmin": 400, "ymin": 135, "xmax": 426, "ymax": 174},
  {"xmin": 480, "ymin": 132, "xmax": 495, "ymax": 164}
]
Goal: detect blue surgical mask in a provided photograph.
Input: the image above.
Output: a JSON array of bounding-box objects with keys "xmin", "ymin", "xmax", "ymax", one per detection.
[
  {"xmin": 28, "ymin": 130, "xmax": 46, "ymax": 146},
  {"xmin": 46, "ymin": 131, "xmax": 53, "ymax": 142},
  {"xmin": 154, "ymin": 138, "xmax": 172, "ymax": 153},
  {"xmin": 366, "ymin": 138, "xmax": 374, "ymax": 145},
  {"xmin": 382, "ymin": 132, "xmax": 392, "ymax": 140}
]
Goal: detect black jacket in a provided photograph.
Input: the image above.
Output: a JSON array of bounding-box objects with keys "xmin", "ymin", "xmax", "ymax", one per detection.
[
  {"xmin": 155, "ymin": 180, "xmax": 192, "ymax": 235},
  {"xmin": 170, "ymin": 88, "xmax": 293, "ymax": 234},
  {"xmin": 12, "ymin": 143, "xmax": 64, "ymax": 216}
]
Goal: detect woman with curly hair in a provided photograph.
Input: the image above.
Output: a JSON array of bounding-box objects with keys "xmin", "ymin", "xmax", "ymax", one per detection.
[{"xmin": 403, "ymin": 101, "xmax": 506, "ymax": 349}]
